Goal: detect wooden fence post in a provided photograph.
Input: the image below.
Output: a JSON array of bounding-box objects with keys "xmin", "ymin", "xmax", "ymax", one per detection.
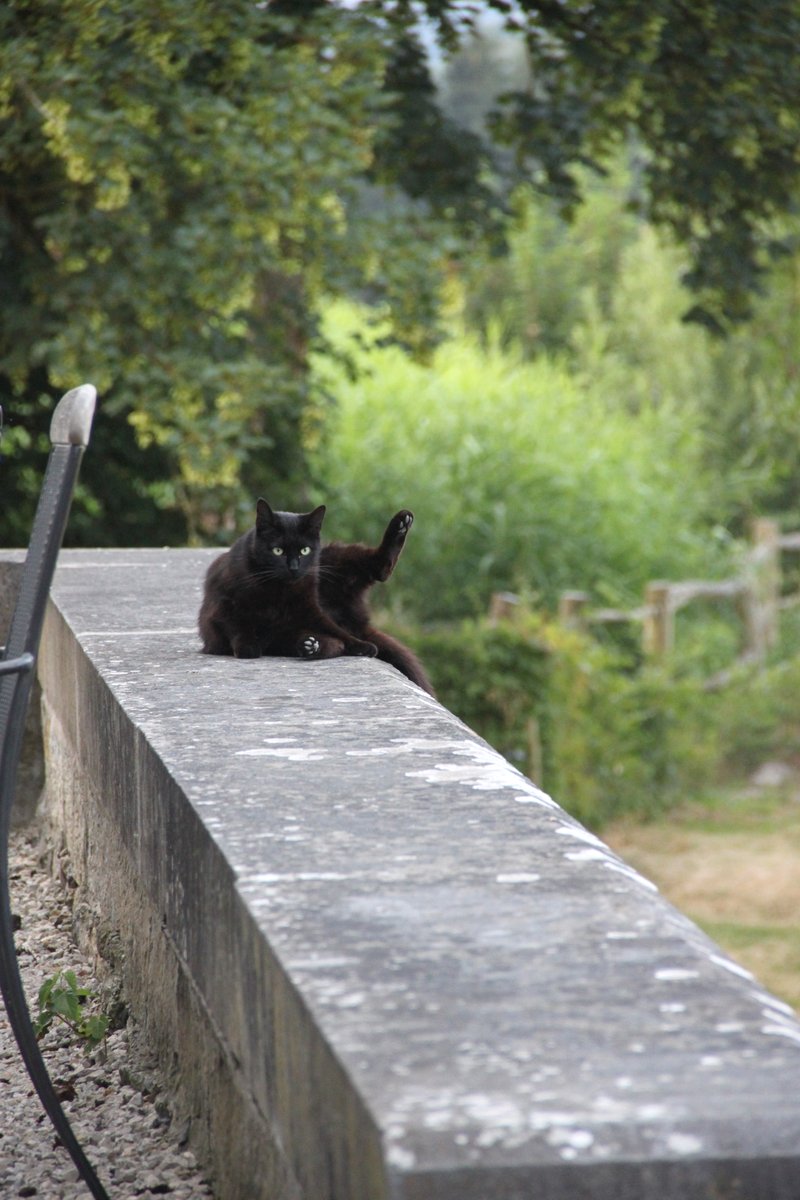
[
  {"xmin": 749, "ymin": 517, "xmax": 780, "ymax": 651},
  {"xmin": 526, "ymin": 716, "xmax": 544, "ymax": 786},
  {"xmin": 558, "ymin": 591, "xmax": 589, "ymax": 630},
  {"xmin": 488, "ymin": 592, "xmax": 521, "ymax": 624},
  {"xmin": 642, "ymin": 582, "xmax": 673, "ymax": 658},
  {"xmin": 736, "ymin": 584, "xmax": 763, "ymax": 661}
]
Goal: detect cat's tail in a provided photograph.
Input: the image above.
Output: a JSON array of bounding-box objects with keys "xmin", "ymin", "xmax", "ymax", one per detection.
[{"xmin": 367, "ymin": 629, "xmax": 435, "ymax": 696}]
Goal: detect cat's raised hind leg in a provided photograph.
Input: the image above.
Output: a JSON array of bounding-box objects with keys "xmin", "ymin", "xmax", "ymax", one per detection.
[{"xmin": 374, "ymin": 510, "xmax": 414, "ymax": 582}]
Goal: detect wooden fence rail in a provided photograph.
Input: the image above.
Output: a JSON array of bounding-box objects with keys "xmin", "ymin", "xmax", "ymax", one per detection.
[{"xmin": 490, "ymin": 518, "xmax": 800, "ymax": 678}]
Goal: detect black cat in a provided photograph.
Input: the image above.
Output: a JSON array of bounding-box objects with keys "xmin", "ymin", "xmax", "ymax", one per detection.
[{"xmin": 198, "ymin": 500, "xmax": 434, "ymax": 694}]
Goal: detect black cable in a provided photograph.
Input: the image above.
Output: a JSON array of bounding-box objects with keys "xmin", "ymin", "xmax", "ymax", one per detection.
[{"xmin": 0, "ymin": 432, "xmax": 111, "ymax": 1199}]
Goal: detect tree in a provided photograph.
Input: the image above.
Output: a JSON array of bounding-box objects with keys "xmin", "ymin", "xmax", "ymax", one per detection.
[
  {"xmin": 430, "ymin": 0, "xmax": 800, "ymax": 333},
  {"xmin": 2, "ymin": 0, "xmax": 798, "ymax": 546},
  {"xmin": 0, "ymin": 0, "xmax": 473, "ymax": 543}
]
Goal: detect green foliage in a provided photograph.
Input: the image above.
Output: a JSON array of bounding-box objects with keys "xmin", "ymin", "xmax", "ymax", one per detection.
[
  {"xmin": 34, "ymin": 969, "xmax": 109, "ymax": 1051},
  {"xmin": 460, "ymin": 162, "xmax": 641, "ymax": 358},
  {"xmin": 459, "ymin": 163, "xmax": 800, "ymax": 536},
  {"xmin": 369, "ymin": 32, "xmax": 505, "ymax": 250},
  {"xmin": 401, "ymin": 616, "xmax": 551, "ymax": 770},
  {"xmin": 3, "ymin": 0, "xmax": 799, "ymax": 547},
  {"xmin": 395, "ymin": 604, "xmax": 800, "ymax": 829},
  {"xmin": 0, "ymin": 1, "xmax": 473, "ymax": 545},
  {"xmin": 711, "ymin": 655, "xmax": 800, "ymax": 778},
  {"xmin": 313, "ymin": 304, "xmax": 723, "ymax": 621},
  {"xmin": 0, "ymin": 372, "xmax": 188, "ymax": 548},
  {"xmin": 545, "ymin": 654, "xmax": 717, "ymax": 829},
  {"xmin": 696, "ymin": 247, "xmax": 800, "ymax": 528},
  {"xmin": 478, "ymin": 0, "xmax": 800, "ymax": 331},
  {"xmin": 565, "ymin": 208, "xmax": 800, "ymax": 533},
  {"xmin": 387, "ymin": 580, "xmax": 800, "ymax": 829},
  {"xmin": 398, "ymin": 611, "xmax": 718, "ymax": 828}
]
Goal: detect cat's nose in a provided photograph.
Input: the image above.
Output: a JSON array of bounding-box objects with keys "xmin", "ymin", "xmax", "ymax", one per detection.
[{"xmin": 288, "ymin": 559, "xmax": 300, "ymax": 575}]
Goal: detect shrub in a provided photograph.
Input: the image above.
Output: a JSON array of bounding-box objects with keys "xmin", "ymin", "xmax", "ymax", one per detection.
[
  {"xmin": 394, "ymin": 610, "xmax": 718, "ymax": 828},
  {"xmin": 312, "ymin": 306, "xmax": 723, "ymax": 622},
  {"xmin": 711, "ymin": 655, "xmax": 800, "ymax": 778}
]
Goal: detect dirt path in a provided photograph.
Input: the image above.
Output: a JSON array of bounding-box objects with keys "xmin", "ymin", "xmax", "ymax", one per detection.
[{"xmin": 604, "ymin": 788, "xmax": 800, "ymax": 1011}]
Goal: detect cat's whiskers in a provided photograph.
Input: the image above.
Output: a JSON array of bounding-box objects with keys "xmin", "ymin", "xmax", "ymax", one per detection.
[
  {"xmin": 238, "ymin": 568, "xmax": 283, "ymax": 585},
  {"xmin": 313, "ymin": 565, "xmax": 344, "ymax": 581}
]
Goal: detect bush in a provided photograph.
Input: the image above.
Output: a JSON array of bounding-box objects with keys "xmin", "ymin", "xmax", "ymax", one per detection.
[
  {"xmin": 460, "ymin": 164, "xmax": 800, "ymax": 536},
  {"xmin": 400, "ymin": 615, "xmax": 551, "ymax": 770},
  {"xmin": 711, "ymin": 655, "xmax": 800, "ymax": 778},
  {"xmin": 389, "ymin": 596, "xmax": 800, "ymax": 829},
  {"xmin": 393, "ymin": 610, "xmax": 719, "ymax": 828},
  {"xmin": 460, "ymin": 164, "xmax": 640, "ymax": 359},
  {"xmin": 312, "ymin": 305, "xmax": 724, "ymax": 622}
]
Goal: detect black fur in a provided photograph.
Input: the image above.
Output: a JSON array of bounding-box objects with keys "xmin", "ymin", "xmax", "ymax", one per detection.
[{"xmin": 198, "ymin": 501, "xmax": 434, "ymax": 694}]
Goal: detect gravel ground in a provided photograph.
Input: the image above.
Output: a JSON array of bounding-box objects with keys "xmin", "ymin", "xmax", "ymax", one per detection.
[{"xmin": 1, "ymin": 829, "xmax": 217, "ymax": 1200}]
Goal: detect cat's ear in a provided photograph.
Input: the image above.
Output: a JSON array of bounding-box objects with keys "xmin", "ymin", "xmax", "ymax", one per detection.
[
  {"xmin": 255, "ymin": 498, "xmax": 274, "ymax": 530},
  {"xmin": 304, "ymin": 504, "xmax": 326, "ymax": 535}
]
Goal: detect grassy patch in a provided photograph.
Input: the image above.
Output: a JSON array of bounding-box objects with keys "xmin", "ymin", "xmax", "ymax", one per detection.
[
  {"xmin": 605, "ymin": 790, "xmax": 800, "ymax": 1010},
  {"xmin": 696, "ymin": 921, "xmax": 800, "ymax": 1012}
]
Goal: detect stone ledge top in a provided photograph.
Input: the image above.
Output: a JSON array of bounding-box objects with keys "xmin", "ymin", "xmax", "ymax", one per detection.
[{"xmin": 25, "ymin": 549, "xmax": 800, "ymax": 1194}]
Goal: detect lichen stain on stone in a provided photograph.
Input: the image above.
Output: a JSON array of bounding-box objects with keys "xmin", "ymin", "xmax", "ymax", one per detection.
[
  {"xmin": 546, "ymin": 1126, "xmax": 595, "ymax": 1154},
  {"xmin": 242, "ymin": 871, "xmax": 351, "ymax": 884},
  {"xmin": 399, "ymin": 739, "xmax": 556, "ymax": 805},
  {"xmin": 602, "ymin": 860, "xmax": 660, "ymax": 892},
  {"xmin": 760, "ymin": 1008, "xmax": 800, "ymax": 1046},
  {"xmin": 235, "ymin": 747, "xmax": 326, "ymax": 761},
  {"xmin": 666, "ymin": 1132, "xmax": 704, "ymax": 1155},
  {"xmin": 554, "ymin": 826, "xmax": 606, "ymax": 847},
  {"xmin": 564, "ymin": 848, "xmax": 608, "ymax": 863},
  {"xmin": 554, "ymin": 825, "xmax": 660, "ymax": 892},
  {"xmin": 708, "ymin": 953, "xmax": 754, "ymax": 981},
  {"xmin": 495, "ymin": 873, "xmax": 541, "ymax": 884},
  {"xmin": 755, "ymin": 990, "xmax": 796, "ymax": 1017}
]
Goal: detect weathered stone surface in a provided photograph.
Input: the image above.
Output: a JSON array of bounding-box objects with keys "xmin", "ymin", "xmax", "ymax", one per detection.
[{"xmin": 18, "ymin": 549, "xmax": 800, "ymax": 1198}]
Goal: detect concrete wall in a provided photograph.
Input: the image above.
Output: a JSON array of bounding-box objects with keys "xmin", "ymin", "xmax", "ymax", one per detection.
[{"xmin": 13, "ymin": 549, "xmax": 800, "ymax": 1199}]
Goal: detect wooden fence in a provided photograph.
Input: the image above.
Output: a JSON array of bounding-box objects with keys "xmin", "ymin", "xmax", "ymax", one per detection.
[{"xmin": 489, "ymin": 518, "xmax": 800, "ymax": 682}]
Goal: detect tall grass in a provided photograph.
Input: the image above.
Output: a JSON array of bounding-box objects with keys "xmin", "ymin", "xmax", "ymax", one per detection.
[{"xmin": 311, "ymin": 305, "xmax": 725, "ymax": 621}]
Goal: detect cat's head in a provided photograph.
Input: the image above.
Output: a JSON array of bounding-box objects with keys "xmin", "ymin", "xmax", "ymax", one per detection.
[{"xmin": 254, "ymin": 498, "xmax": 325, "ymax": 580}]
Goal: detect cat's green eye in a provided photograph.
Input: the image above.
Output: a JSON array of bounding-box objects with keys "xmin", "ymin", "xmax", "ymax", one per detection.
[
  {"xmin": 272, "ymin": 547, "xmax": 284, "ymax": 556},
  {"xmin": 300, "ymin": 546, "xmax": 311, "ymax": 556}
]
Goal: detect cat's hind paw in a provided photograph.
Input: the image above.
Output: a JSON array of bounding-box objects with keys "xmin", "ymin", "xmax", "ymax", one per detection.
[
  {"xmin": 346, "ymin": 640, "xmax": 378, "ymax": 657},
  {"xmin": 374, "ymin": 511, "xmax": 414, "ymax": 581},
  {"xmin": 301, "ymin": 635, "xmax": 320, "ymax": 658},
  {"xmin": 391, "ymin": 510, "xmax": 414, "ymax": 539}
]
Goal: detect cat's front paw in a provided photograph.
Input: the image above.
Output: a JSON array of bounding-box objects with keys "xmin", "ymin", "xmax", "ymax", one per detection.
[
  {"xmin": 300, "ymin": 635, "xmax": 320, "ymax": 658},
  {"xmin": 233, "ymin": 641, "xmax": 262, "ymax": 659}
]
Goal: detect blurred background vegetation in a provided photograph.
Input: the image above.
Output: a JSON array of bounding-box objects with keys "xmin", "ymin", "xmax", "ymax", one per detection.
[{"xmin": 4, "ymin": 0, "xmax": 800, "ymax": 832}]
